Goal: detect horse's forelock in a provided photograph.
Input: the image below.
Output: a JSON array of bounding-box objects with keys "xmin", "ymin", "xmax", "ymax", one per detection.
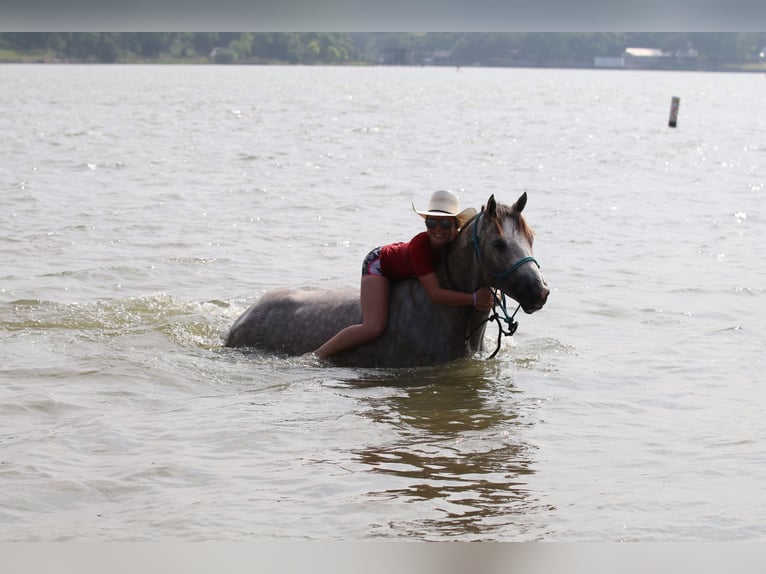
[
  {"xmin": 465, "ymin": 201, "xmax": 534, "ymax": 243},
  {"xmin": 494, "ymin": 203, "xmax": 535, "ymax": 242}
]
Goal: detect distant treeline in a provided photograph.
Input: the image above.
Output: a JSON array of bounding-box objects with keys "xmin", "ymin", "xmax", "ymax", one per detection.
[{"xmin": 2, "ymin": 32, "xmax": 765, "ymax": 67}]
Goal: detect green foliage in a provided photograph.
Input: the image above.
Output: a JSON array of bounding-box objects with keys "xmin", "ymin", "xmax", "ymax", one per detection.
[
  {"xmin": 229, "ymin": 32, "xmax": 254, "ymax": 59},
  {"xmin": 1, "ymin": 32, "xmax": 765, "ymax": 67},
  {"xmin": 211, "ymin": 48, "xmax": 237, "ymax": 64}
]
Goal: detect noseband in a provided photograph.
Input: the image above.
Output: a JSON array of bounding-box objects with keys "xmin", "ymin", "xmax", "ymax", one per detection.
[{"xmin": 471, "ymin": 212, "xmax": 540, "ymax": 279}]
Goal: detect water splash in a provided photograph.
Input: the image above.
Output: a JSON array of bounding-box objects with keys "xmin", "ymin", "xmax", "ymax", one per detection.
[{"xmin": 0, "ymin": 294, "xmax": 234, "ymax": 350}]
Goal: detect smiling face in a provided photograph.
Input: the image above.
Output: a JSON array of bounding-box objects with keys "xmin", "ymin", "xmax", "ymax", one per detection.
[{"xmin": 425, "ymin": 216, "xmax": 458, "ymax": 248}]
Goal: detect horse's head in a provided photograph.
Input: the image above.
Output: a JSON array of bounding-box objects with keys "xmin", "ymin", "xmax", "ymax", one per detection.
[{"xmin": 471, "ymin": 193, "xmax": 549, "ymax": 313}]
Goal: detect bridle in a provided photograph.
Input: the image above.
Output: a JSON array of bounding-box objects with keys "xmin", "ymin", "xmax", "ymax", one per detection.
[
  {"xmin": 465, "ymin": 212, "xmax": 542, "ymax": 359},
  {"xmin": 471, "ymin": 212, "xmax": 540, "ymax": 279}
]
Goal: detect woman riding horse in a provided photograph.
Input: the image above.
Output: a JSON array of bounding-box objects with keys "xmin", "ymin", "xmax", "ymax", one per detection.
[
  {"xmin": 314, "ymin": 190, "xmax": 495, "ymax": 360},
  {"xmin": 225, "ymin": 192, "xmax": 548, "ymax": 367}
]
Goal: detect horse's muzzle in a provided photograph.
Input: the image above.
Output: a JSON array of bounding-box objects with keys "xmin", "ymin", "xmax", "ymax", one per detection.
[{"xmin": 521, "ymin": 283, "xmax": 549, "ymax": 314}]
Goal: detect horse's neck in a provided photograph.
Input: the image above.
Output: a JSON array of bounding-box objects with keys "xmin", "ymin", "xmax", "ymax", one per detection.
[{"xmin": 439, "ymin": 229, "xmax": 482, "ymax": 293}]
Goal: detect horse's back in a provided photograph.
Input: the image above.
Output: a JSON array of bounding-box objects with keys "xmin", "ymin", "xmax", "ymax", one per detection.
[
  {"xmin": 225, "ymin": 281, "xmax": 482, "ymax": 367},
  {"xmin": 225, "ymin": 288, "xmax": 361, "ymax": 354}
]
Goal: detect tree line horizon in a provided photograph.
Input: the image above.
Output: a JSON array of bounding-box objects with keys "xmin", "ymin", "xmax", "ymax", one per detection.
[{"xmin": 2, "ymin": 32, "xmax": 765, "ymax": 69}]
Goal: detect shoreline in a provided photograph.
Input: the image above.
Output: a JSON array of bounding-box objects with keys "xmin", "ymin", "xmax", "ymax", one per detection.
[
  {"xmin": 2, "ymin": 48, "xmax": 765, "ymax": 73},
  {"xmin": 3, "ymin": 60, "xmax": 765, "ymax": 74}
]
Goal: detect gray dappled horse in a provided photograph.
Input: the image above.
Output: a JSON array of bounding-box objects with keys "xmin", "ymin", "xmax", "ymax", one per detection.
[{"xmin": 225, "ymin": 193, "xmax": 549, "ymax": 367}]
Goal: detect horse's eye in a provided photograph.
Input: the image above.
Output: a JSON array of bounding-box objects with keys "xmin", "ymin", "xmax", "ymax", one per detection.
[{"xmin": 492, "ymin": 239, "xmax": 507, "ymax": 251}]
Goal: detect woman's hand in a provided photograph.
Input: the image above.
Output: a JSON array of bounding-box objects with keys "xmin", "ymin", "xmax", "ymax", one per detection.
[{"xmin": 472, "ymin": 287, "xmax": 494, "ymax": 311}]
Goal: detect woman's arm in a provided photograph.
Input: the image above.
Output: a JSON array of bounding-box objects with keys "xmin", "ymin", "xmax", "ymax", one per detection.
[{"xmin": 418, "ymin": 273, "xmax": 494, "ymax": 311}]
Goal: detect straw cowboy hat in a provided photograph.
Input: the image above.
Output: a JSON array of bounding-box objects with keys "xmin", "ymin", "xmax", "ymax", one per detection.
[{"xmin": 413, "ymin": 189, "xmax": 477, "ymax": 228}]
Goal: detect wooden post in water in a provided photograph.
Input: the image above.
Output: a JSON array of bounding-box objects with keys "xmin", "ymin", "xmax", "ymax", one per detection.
[{"xmin": 668, "ymin": 96, "xmax": 680, "ymax": 128}]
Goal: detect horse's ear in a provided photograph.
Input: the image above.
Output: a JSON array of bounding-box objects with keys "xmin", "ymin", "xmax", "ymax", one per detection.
[
  {"xmin": 513, "ymin": 192, "xmax": 527, "ymax": 213},
  {"xmin": 485, "ymin": 194, "xmax": 497, "ymax": 217}
]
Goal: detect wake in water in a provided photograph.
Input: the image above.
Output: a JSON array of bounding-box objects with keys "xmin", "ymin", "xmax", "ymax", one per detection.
[{"xmin": 0, "ymin": 294, "xmax": 234, "ymax": 350}]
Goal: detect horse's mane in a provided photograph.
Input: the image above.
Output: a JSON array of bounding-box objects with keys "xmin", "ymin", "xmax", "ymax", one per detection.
[
  {"xmin": 459, "ymin": 202, "xmax": 535, "ymax": 243},
  {"xmin": 495, "ymin": 203, "xmax": 535, "ymax": 242}
]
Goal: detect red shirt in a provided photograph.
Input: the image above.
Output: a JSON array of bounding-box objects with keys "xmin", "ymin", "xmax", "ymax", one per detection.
[{"xmin": 379, "ymin": 232, "xmax": 441, "ymax": 279}]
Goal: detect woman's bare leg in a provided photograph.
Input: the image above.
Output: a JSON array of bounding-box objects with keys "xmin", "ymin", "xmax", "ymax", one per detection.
[{"xmin": 314, "ymin": 275, "xmax": 390, "ymax": 359}]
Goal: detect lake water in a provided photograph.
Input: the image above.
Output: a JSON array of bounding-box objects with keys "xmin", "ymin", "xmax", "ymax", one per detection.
[{"xmin": 1, "ymin": 64, "xmax": 765, "ymax": 542}]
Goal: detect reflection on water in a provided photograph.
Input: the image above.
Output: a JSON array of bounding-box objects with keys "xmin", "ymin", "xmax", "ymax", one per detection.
[{"xmin": 342, "ymin": 362, "xmax": 549, "ymax": 540}]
